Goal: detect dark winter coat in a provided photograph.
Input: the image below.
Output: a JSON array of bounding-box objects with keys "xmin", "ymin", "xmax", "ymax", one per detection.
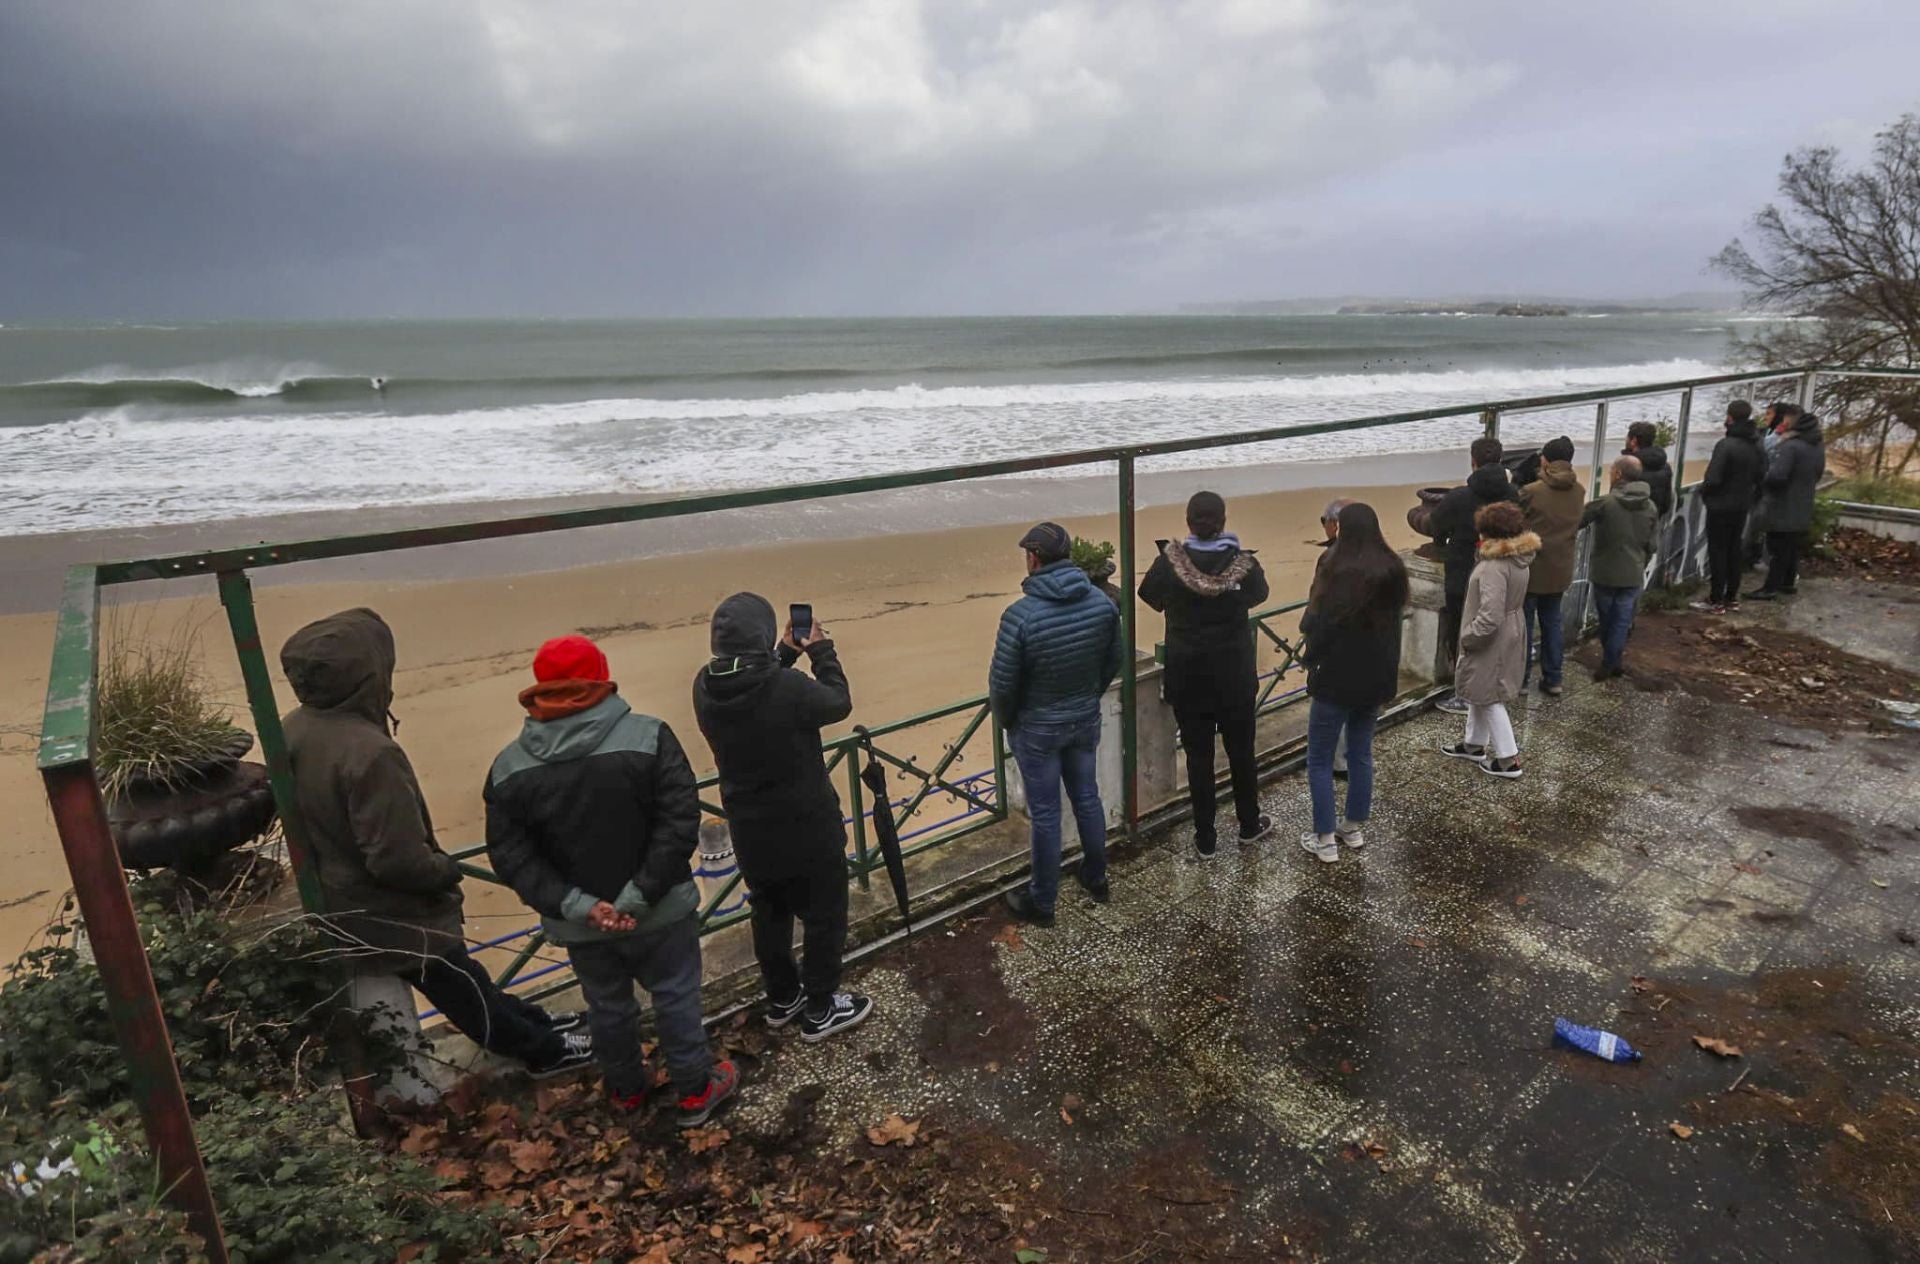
[
  {"xmin": 1700, "ymin": 421, "xmax": 1765, "ymax": 516},
  {"xmin": 989, "ymin": 560, "xmax": 1122, "ymax": 732},
  {"xmin": 692, "ymin": 593, "xmax": 853, "ymax": 881},
  {"xmin": 484, "ymin": 694, "xmax": 701, "ymax": 945},
  {"xmin": 280, "ymin": 609, "xmax": 464, "ymax": 975},
  {"xmin": 1137, "ymin": 541, "xmax": 1269, "ymax": 712},
  {"xmin": 1425, "ymin": 464, "xmax": 1522, "ymax": 595},
  {"xmin": 1455, "ymin": 533, "xmax": 1539, "ymax": 706},
  {"xmin": 1300, "ymin": 576, "xmax": 1404, "ymax": 711},
  {"xmin": 1630, "ymin": 445, "xmax": 1674, "ymax": 517},
  {"xmin": 1760, "ymin": 413, "xmax": 1827, "ymax": 533},
  {"xmin": 1580, "ymin": 481, "xmax": 1658, "ymax": 589},
  {"xmin": 1518, "ymin": 461, "xmax": 1585, "ymax": 595}
]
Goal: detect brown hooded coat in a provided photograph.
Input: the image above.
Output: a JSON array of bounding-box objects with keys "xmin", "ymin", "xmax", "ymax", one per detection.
[
  {"xmin": 1518, "ymin": 461, "xmax": 1586, "ymax": 595},
  {"xmin": 1454, "ymin": 533, "xmax": 1540, "ymax": 706},
  {"xmin": 281, "ymin": 608, "xmax": 465, "ymax": 975}
]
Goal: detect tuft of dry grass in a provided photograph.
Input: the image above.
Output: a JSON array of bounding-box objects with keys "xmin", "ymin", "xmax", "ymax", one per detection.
[{"xmin": 96, "ymin": 616, "xmax": 240, "ymax": 802}]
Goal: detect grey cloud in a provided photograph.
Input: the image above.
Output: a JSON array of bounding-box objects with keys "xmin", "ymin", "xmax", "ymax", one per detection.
[{"xmin": 1, "ymin": 0, "xmax": 1917, "ymax": 317}]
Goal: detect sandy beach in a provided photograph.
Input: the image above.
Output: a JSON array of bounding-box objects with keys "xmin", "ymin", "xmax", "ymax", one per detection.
[{"xmin": 4, "ymin": 442, "xmax": 1651, "ymax": 961}]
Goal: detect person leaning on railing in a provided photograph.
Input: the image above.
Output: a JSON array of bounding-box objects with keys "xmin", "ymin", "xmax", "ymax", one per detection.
[
  {"xmin": 483, "ymin": 635, "xmax": 737, "ymax": 1128},
  {"xmin": 692, "ymin": 593, "xmax": 874, "ymax": 1044},
  {"xmin": 991, "ymin": 522, "xmax": 1122, "ymax": 928},
  {"xmin": 1138, "ymin": 490, "xmax": 1273, "ymax": 857},
  {"xmin": 279, "ymin": 609, "xmax": 594, "ymax": 1080}
]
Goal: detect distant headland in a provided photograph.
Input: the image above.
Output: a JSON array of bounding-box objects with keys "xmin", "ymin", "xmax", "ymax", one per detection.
[{"xmin": 1178, "ymin": 291, "xmax": 1746, "ymax": 317}]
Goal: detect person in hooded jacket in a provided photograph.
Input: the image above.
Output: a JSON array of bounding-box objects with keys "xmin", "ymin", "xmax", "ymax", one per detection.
[
  {"xmin": 485, "ymin": 635, "xmax": 737, "ymax": 1127},
  {"xmin": 281, "ymin": 609, "xmax": 592, "ymax": 1079},
  {"xmin": 1298, "ymin": 503, "xmax": 1407, "ymax": 862},
  {"xmin": 1694, "ymin": 399, "xmax": 1765, "ymax": 611},
  {"xmin": 1517, "ymin": 436, "xmax": 1585, "ymax": 696},
  {"xmin": 991, "ymin": 522, "xmax": 1123, "ymax": 927},
  {"xmin": 1624, "ymin": 422, "xmax": 1674, "ymax": 518},
  {"xmin": 1581, "ymin": 456, "xmax": 1659, "ymax": 679},
  {"xmin": 1420, "ymin": 437, "xmax": 1521, "ymax": 714},
  {"xmin": 1746, "ymin": 410, "xmax": 1827, "ymax": 601},
  {"xmin": 1139, "ymin": 491, "xmax": 1273, "ymax": 856},
  {"xmin": 692, "ymin": 593, "xmax": 873, "ymax": 1043},
  {"xmin": 1437, "ymin": 502, "xmax": 1538, "ymax": 780}
]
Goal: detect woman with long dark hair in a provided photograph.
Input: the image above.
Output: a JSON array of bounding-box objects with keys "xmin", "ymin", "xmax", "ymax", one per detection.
[{"xmin": 1298, "ymin": 502, "xmax": 1408, "ymax": 862}]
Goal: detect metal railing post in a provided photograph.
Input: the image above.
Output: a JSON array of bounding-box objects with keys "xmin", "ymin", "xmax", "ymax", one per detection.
[
  {"xmin": 1482, "ymin": 407, "xmax": 1500, "ymax": 441},
  {"xmin": 215, "ymin": 569, "xmax": 325, "ymax": 914},
  {"xmin": 1589, "ymin": 401, "xmax": 1610, "ymax": 501},
  {"xmin": 1666, "ymin": 387, "xmax": 1694, "ymax": 585},
  {"xmin": 37, "ymin": 565, "xmax": 228, "ymax": 1264},
  {"xmin": 846, "ymin": 748, "xmax": 872, "ymax": 888},
  {"xmin": 1118, "ymin": 454, "xmax": 1139, "ymax": 833},
  {"xmin": 1797, "ymin": 370, "xmax": 1818, "ymax": 411}
]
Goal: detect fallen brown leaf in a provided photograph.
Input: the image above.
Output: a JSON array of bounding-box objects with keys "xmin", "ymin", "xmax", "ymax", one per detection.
[
  {"xmin": 1732, "ymin": 863, "xmax": 1763, "ymax": 875},
  {"xmin": 866, "ymin": 1113, "xmax": 921, "ymax": 1147},
  {"xmin": 992, "ymin": 924, "xmax": 1026, "ymax": 951},
  {"xmin": 479, "ymin": 1158, "xmax": 518, "ymax": 1190},
  {"xmin": 725, "ymin": 1245, "xmax": 766, "ymax": 1264},
  {"xmin": 787, "ymin": 1219, "xmax": 828, "ymax": 1245},
  {"xmin": 509, "ymin": 1138, "xmax": 557, "ymax": 1172},
  {"xmin": 685, "ymin": 1127, "xmax": 731, "ymax": 1154},
  {"xmin": 1630, "ymin": 975, "xmax": 1653, "ymax": 993},
  {"xmin": 1669, "ymin": 1123, "xmax": 1694, "ymax": 1140},
  {"xmin": 1692, "ymin": 1035, "xmax": 1743, "ymax": 1059},
  {"xmin": 1840, "ymin": 1123, "xmax": 1866, "ymax": 1142}
]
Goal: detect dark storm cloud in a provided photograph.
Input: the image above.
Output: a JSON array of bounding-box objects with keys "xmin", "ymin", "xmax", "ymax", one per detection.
[{"xmin": 2, "ymin": 0, "xmax": 1917, "ymax": 318}]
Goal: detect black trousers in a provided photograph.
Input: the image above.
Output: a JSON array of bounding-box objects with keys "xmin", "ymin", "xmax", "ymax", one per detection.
[
  {"xmin": 1441, "ymin": 590, "xmax": 1466, "ymax": 671},
  {"xmin": 1764, "ymin": 530, "xmax": 1806, "ymax": 593},
  {"xmin": 746, "ymin": 860, "xmax": 849, "ymax": 1007},
  {"xmin": 1705, "ymin": 509, "xmax": 1748, "ymax": 603},
  {"xmin": 1175, "ymin": 698, "xmax": 1260, "ymax": 842},
  {"xmin": 401, "ymin": 946, "xmax": 562, "ymax": 1067}
]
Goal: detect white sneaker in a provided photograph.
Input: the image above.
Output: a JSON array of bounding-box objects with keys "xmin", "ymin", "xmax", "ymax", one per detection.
[
  {"xmin": 1336, "ymin": 821, "xmax": 1366, "ymax": 849},
  {"xmin": 1299, "ymin": 831, "xmax": 1340, "ymax": 864}
]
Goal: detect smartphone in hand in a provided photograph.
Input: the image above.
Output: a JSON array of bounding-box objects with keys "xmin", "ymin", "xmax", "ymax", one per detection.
[{"xmin": 789, "ymin": 602, "xmax": 814, "ymax": 644}]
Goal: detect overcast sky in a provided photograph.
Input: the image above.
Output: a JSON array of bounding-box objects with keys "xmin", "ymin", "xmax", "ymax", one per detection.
[{"xmin": 3, "ymin": 1, "xmax": 1917, "ymax": 319}]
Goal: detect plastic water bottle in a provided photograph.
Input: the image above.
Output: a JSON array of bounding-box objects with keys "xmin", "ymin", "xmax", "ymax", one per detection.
[{"xmin": 1554, "ymin": 1017, "xmax": 1642, "ymax": 1063}]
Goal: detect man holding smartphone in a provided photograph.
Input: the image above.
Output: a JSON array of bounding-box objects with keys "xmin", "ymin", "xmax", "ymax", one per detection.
[{"xmin": 693, "ymin": 593, "xmax": 873, "ymax": 1041}]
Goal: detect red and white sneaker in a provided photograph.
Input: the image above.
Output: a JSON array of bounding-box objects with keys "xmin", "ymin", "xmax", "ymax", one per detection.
[{"xmin": 676, "ymin": 1060, "xmax": 740, "ymax": 1129}]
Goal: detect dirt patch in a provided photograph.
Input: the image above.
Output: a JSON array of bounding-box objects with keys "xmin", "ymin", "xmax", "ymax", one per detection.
[
  {"xmin": 1578, "ymin": 610, "xmax": 1920, "ymax": 735},
  {"xmin": 897, "ymin": 911, "xmax": 1037, "ymax": 1072},
  {"xmin": 1606, "ymin": 966, "xmax": 1920, "ymax": 1254},
  {"xmin": 1804, "ymin": 527, "xmax": 1920, "ymax": 586},
  {"xmin": 1732, "ymin": 805, "xmax": 1864, "ymax": 862}
]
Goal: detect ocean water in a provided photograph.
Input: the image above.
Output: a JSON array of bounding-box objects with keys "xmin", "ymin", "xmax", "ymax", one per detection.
[{"xmin": 0, "ymin": 315, "xmax": 1785, "ymax": 536}]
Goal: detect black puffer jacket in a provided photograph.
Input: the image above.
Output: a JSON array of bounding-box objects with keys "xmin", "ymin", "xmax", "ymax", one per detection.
[
  {"xmin": 692, "ymin": 593, "xmax": 853, "ymax": 880},
  {"xmin": 1699, "ymin": 420, "xmax": 1764, "ymax": 515},
  {"xmin": 1425, "ymin": 464, "xmax": 1521, "ymax": 595},
  {"xmin": 1631, "ymin": 444, "xmax": 1674, "ymax": 516},
  {"xmin": 484, "ymin": 694, "xmax": 700, "ymax": 943},
  {"xmin": 1138, "ymin": 540, "xmax": 1269, "ymax": 712}
]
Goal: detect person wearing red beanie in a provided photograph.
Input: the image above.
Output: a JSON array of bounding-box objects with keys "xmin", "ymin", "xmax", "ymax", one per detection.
[{"xmin": 485, "ymin": 634, "xmax": 738, "ymax": 1128}]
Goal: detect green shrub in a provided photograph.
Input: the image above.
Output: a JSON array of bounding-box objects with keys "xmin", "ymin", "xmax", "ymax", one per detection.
[
  {"xmin": 1823, "ymin": 476, "xmax": 1920, "ymax": 509},
  {"xmin": 96, "ymin": 621, "xmax": 243, "ymax": 802},
  {"xmin": 1810, "ymin": 496, "xmax": 1843, "ymax": 549},
  {"xmin": 1070, "ymin": 537, "xmax": 1116, "ymax": 579}
]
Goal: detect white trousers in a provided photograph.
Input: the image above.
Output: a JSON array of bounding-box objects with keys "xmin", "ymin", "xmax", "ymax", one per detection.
[{"xmin": 1464, "ymin": 703, "xmax": 1518, "ymax": 760}]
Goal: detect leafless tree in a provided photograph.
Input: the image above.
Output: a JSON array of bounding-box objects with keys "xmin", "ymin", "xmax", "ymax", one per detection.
[{"xmin": 1714, "ymin": 113, "xmax": 1920, "ymax": 479}]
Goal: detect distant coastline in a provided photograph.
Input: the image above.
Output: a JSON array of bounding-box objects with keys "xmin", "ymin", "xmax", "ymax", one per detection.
[{"xmin": 1180, "ymin": 291, "xmax": 1746, "ymax": 317}]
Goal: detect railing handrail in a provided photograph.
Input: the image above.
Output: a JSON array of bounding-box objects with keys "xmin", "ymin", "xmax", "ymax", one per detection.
[{"xmin": 86, "ymin": 365, "xmax": 1829, "ymax": 586}]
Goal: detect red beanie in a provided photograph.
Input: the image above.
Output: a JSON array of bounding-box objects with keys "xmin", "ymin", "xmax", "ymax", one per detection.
[{"xmin": 532, "ymin": 635, "xmax": 609, "ymax": 683}]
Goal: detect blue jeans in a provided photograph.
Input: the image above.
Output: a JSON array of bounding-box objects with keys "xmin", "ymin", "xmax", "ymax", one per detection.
[
  {"xmin": 1011, "ymin": 718, "xmax": 1108, "ymax": 912},
  {"xmin": 1306, "ymin": 698, "xmax": 1377, "ymax": 837},
  {"xmin": 1592, "ymin": 585, "xmax": 1641, "ymax": 672},
  {"xmin": 1523, "ymin": 592, "xmax": 1565, "ymax": 687}
]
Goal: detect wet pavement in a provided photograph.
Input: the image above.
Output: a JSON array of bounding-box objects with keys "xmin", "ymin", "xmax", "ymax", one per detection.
[{"xmin": 716, "ymin": 579, "xmax": 1920, "ymax": 1262}]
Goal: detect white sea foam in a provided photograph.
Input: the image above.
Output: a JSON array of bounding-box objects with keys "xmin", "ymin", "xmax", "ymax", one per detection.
[{"xmin": 0, "ymin": 358, "xmax": 1731, "ymax": 534}]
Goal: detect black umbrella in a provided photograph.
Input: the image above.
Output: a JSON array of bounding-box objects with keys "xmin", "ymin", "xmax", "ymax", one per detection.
[{"xmin": 855, "ymin": 726, "xmax": 913, "ymax": 933}]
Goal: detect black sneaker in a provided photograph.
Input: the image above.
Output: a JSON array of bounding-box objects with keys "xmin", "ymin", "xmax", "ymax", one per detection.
[
  {"xmin": 1194, "ymin": 833, "xmax": 1218, "ymax": 858},
  {"xmin": 1435, "ymin": 695, "xmax": 1470, "ymax": 715},
  {"xmin": 530, "ymin": 1029, "xmax": 594, "ymax": 1079},
  {"xmin": 800, "ymin": 992, "xmax": 874, "ymax": 1043},
  {"xmin": 1332, "ymin": 767, "xmax": 1349, "ymax": 781},
  {"xmin": 1238, "ymin": 815, "xmax": 1273, "ymax": 845},
  {"xmin": 1003, "ymin": 887, "xmax": 1056, "ymax": 927},
  {"xmin": 676, "ymin": 1060, "xmax": 740, "ymax": 1129},
  {"xmin": 1778, "ymin": 586, "xmax": 1797, "ymax": 596},
  {"xmin": 1439, "ymin": 741, "xmax": 1487, "ymax": 762},
  {"xmin": 1076, "ymin": 874, "xmax": 1111, "ymax": 904},
  {"xmin": 1479, "ymin": 755, "xmax": 1524, "ymax": 780},
  {"xmin": 764, "ymin": 991, "xmax": 807, "ymax": 1030},
  {"xmin": 1742, "ymin": 589, "xmax": 1777, "ymax": 602},
  {"xmin": 544, "ymin": 1010, "xmax": 586, "ymax": 1034}
]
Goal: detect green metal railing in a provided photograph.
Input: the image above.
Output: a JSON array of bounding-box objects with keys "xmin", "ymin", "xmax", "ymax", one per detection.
[{"xmin": 37, "ymin": 360, "xmax": 1920, "ymax": 1258}]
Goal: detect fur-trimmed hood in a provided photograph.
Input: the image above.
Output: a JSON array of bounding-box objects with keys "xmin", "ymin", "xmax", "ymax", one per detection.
[
  {"xmin": 1165, "ymin": 541, "xmax": 1258, "ymax": 597},
  {"xmin": 1477, "ymin": 531, "xmax": 1541, "ymax": 562}
]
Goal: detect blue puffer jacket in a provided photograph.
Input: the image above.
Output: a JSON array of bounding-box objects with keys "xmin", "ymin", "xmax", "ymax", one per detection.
[{"xmin": 989, "ymin": 560, "xmax": 1123, "ymax": 731}]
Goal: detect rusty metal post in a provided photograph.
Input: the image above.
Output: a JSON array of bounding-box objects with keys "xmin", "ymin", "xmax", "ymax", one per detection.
[
  {"xmin": 37, "ymin": 565, "xmax": 229, "ymax": 1262},
  {"xmin": 1118, "ymin": 454, "xmax": 1139, "ymax": 832},
  {"xmin": 216, "ymin": 569, "xmax": 324, "ymax": 914}
]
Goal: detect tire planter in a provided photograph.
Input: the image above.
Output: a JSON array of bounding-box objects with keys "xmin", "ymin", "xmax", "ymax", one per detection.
[{"xmin": 106, "ymin": 730, "xmax": 279, "ymax": 873}]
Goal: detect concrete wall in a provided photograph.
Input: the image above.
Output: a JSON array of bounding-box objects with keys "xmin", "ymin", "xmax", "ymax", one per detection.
[
  {"xmin": 1835, "ymin": 505, "xmax": 1920, "ymax": 545},
  {"xmin": 1003, "ymin": 655, "xmax": 1173, "ymax": 845}
]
